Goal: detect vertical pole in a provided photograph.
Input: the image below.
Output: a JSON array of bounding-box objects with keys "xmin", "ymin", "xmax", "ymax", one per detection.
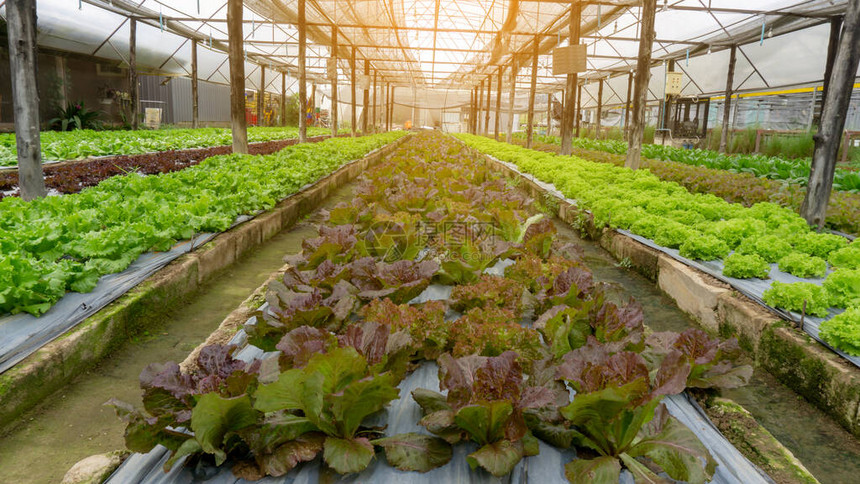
[
  {"xmin": 257, "ymin": 65, "xmax": 265, "ymax": 127},
  {"xmin": 389, "ymin": 86, "xmax": 396, "ymax": 130},
  {"xmin": 819, "ymin": 15, "xmax": 844, "ymax": 128},
  {"xmin": 129, "ymin": 19, "xmax": 139, "ymax": 131},
  {"xmin": 719, "ymin": 45, "xmax": 737, "ymax": 153},
  {"xmin": 384, "ymin": 82, "xmax": 389, "ymax": 131},
  {"xmin": 546, "ymin": 93, "xmax": 553, "ymax": 137},
  {"xmin": 596, "ymin": 78, "xmax": 603, "ymax": 139},
  {"xmin": 227, "ymin": 0, "xmax": 248, "ymax": 153},
  {"xmin": 506, "ymin": 60, "xmax": 516, "ymax": 143},
  {"xmin": 363, "ymin": 59, "xmax": 369, "ymax": 134},
  {"xmin": 351, "ymin": 47, "xmax": 357, "ymax": 136},
  {"xmin": 575, "ymin": 83, "xmax": 582, "ymax": 138},
  {"xmin": 560, "ymin": 2, "xmax": 581, "ymax": 155},
  {"xmin": 298, "ymin": 0, "xmax": 307, "ymax": 142},
  {"xmin": 372, "ymin": 71, "xmax": 378, "ymax": 132},
  {"xmin": 6, "ymin": 0, "xmax": 46, "ymax": 200},
  {"xmin": 526, "ymin": 36, "xmax": 539, "ymax": 148},
  {"xmin": 495, "ymin": 67, "xmax": 503, "ymax": 141},
  {"xmin": 484, "ymin": 75, "xmax": 492, "ymax": 135},
  {"xmin": 477, "ymin": 79, "xmax": 485, "ymax": 135},
  {"xmin": 802, "ymin": 2, "xmax": 860, "ymax": 228},
  {"xmin": 281, "ymin": 72, "xmax": 287, "ymax": 127},
  {"xmin": 330, "ymin": 26, "xmax": 338, "ymax": 137},
  {"xmin": 662, "ymin": 60, "xmax": 675, "ymax": 144},
  {"xmin": 470, "ymin": 88, "xmax": 476, "ymax": 134},
  {"xmin": 309, "ymin": 84, "xmax": 316, "ymax": 127},
  {"xmin": 624, "ymin": 71, "xmax": 633, "ymax": 140},
  {"xmin": 191, "ymin": 39, "xmax": 199, "ymax": 129},
  {"xmin": 625, "ymin": 0, "xmax": 657, "ymax": 170}
]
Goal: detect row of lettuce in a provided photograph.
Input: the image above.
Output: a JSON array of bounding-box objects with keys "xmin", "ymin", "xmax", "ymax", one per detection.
[
  {"xmin": 0, "ymin": 131, "xmax": 403, "ymax": 316},
  {"xmin": 518, "ymin": 134, "xmax": 860, "ymax": 237},
  {"xmin": 0, "ymin": 126, "xmax": 330, "ymax": 166},
  {"xmin": 458, "ymin": 134, "xmax": 860, "ymax": 357},
  {"xmin": 522, "ymin": 133, "xmax": 860, "ymax": 193},
  {"xmin": 111, "ymin": 132, "xmax": 752, "ymax": 483}
]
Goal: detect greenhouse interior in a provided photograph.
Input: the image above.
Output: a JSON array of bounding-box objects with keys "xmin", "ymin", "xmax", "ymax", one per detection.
[{"xmin": 1, "ymin": 0, "xmax": 860, "ymax": 483}]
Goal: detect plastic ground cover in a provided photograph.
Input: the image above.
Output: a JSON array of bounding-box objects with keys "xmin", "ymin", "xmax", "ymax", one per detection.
[
  {"xmin": 108, "ymin": 256, "xmax": 770, "ymax": 483},
  {"xmin": 0, "ymin": 143, "xmax": 391, "ymax": 375},
  {"xmin": 480, "ymin": 151, "xmax": 860, "ymax": 370},
  {"xmin": 106, "ymin": 283, "xmax": 772, "ymax": 484}
]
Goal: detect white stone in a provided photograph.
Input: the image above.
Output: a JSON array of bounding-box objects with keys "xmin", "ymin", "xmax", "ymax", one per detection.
[{"xmin": 61, "ymin": 452, "xmax": 124, "ymax": 484}]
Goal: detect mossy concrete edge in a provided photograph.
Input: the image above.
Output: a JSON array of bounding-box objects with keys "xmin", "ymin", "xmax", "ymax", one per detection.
[
  {"xmin": 704, "ymin": 397, "xmax": 819, "ymax": 484},
  {"xmin": 0, "ymin": 135, "xmax": 406, "ymax": 430}
]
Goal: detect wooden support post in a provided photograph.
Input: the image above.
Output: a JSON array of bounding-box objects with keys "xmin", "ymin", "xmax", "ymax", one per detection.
[
  {"xmin": 507, "ymin": 60, "xmax": 516, "ymax": 143},
  {"xmin": 227, "ymin": 0, "xmax": 248, "ymax": 153},
  {"xmin": 624, "ymin": 71, "xmax": 633, "ymax": 140},
  {"xmin": 129, "ymin": 19, "xmax": 139, "ymax": 131},
  {"xmin": 662, "ymin": 60, "xmax": 675, "ymax": 144},
  {"xmin": 350, "ymin": 47, "xmax": 357, "ymax": 136},
  {"xmin": 526, "ymin": 36, "xmax": 539, "ymax": 148},
  {"xmin": 389, "ymin": 86, "xmax": 396, "ymax": 130},
  {"xmin": 363, "ymin": 59, "xmax": 369, "ymax": 134},
  {"xmin": 596, "ymin": 78, "xmax": 603, "ymax": 139},
  {"xmin": 478, "ymin": 79, "xmax": 485, "ymax": 135},
  {"xmin": 309, "ymin": 84, "xmax": 316, "ymax": 127},
  {"xmin": 470, "ymin": 87, "xmax": 476, "ymax": 134},
  {"xmin": 191, "ymin": 39, "xmax": 199, "ymax": 129},
  {"xmin": 330, "ymin": 26, "xmax": 338, "ymax": 137},
  {"xmin": 281, "ymin": 72, "xmax": 287, "ymax": 127},
  {"xmin": 625, "ymin": 0, "xmax": 657, "ymax": 170},
  {"xmin": 560, "ymin": 2, "xmax": 581, "ymax": 155},
  {"xmin": 382, "ymin": 82, "xmax": 391, "ymax": 131},
  {"xmin": 372, "ymin": 71, "xmax": 378, "ymax": 133},
  {"xmin": 575, "ymin": 83, "xmax": 582, "ymax": 138},
  {"xmin": 495, "ymin": 67, "xmax": 503, "ymax": 141},
  {"xmin": 298, "ymin": 0, "xmax": 308, "ymax": 142},
  {"xmin": 6, "ymin": 0, "xmax": 46, "ymax": 200},
  {"xmin": 484, "ymin": 75, "xmax": 492, "ymax": 135},
  {"xmin": 802, "ymin": 2, "xmax": 860, "ymax": 228},
  {"xmin": 719, "ymin": 45, "xmax": 737, "ymax": 153},
  {"xmin": 546, "ymin": 92, "xmax": 553, "ymax": 137},
  {"xmin": 820, "ymin": 15, "xmax": 844, "ymax": 127},
  {"xmin": 257, "ymin": 65, "xmax": 265, "ymax": 127}
]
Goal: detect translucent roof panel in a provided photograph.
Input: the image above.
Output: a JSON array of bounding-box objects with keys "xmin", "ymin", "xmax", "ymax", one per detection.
[{"xmin": 1, "ymin": 0, "xmax": 855, "ymax": 105}]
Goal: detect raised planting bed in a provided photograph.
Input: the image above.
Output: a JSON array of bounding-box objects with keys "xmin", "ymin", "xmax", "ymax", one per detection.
[
  {"xmin": 0, "ymin": 132, "xmax": 409, "ymax": 429},
  {"xmin": 457, "ymin": 134, "xmax": 860, "ymax": 440},
  {"xmin": 0, "ymin": 132, "xmax": 403, "ymax": 318},
  {"xmin": 517, "ymin": 133, "xmax": 860, "ymax": 194},
  {"xmin": 0, "ymin": 134, "xmax": 340, "ymax": 197},
  {"xmin": 513, "ymin": 136, "xmax": 860, "ymax": 236},
  {"xmin": 0, "ymin": 126, "xmax": 330, "ymax": 168},
  {"xmin": 104, "ymin": 132, "xmax": 776, "ymax": 483}
]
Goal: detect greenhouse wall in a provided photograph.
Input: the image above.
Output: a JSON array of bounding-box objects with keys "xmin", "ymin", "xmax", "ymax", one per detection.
[{"xmin": 0, "ymin": 49, "xmax": 129, "ymax": 129}]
